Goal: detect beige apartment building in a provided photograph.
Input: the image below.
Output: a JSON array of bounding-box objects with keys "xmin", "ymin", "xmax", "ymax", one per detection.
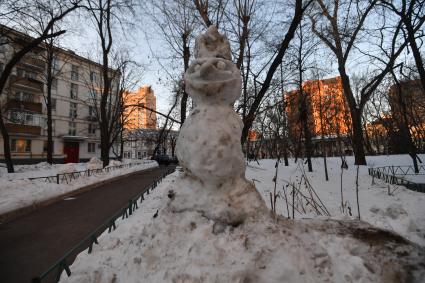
[{"xmin": 0, "ymin": 26, "xmax": 119, "ymax": 163}]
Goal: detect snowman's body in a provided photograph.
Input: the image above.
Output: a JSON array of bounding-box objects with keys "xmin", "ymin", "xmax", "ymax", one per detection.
[{"xmin": 177, "ymin": 103, "xmax": 245, "ymax": 184}]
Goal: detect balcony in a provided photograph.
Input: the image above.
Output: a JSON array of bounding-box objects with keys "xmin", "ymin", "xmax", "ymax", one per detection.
[
  {"xmin": 18, "ymin": 56, "xmax": 45, "ymax": 71},
  {"xmin": 9, "ymin": 75, "xmax": 43, "ymax": 92},
  {"xmin": 5, "ymin": 123, "xmax": 41, "ymax": 135},
  {"xmin": 6, "ymin": 99, "xmax": 43, "ymax": 113}
]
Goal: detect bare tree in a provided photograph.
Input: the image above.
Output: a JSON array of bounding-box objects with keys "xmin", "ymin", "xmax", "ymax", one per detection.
[
  {"xmin": 84, "ymin": 0, "xmax": 135, "ymax": 167},
  {"xmin": 310, "ymin": 0, "xmax": 408, "ymax": 165},
  {"xmin": 0, "ymin": 0, "xmax": 82, "ymax": 172},
  {"xmin": 381, "ymin": 0, "xmax": 425, "ymax": 93},
  {"xmin": 145, "ymin": 0, "xmax": 198, "ymax": 125},
  {"xmin": 240, "ymin": 0, "xmax": 313, "ymax": 146}
]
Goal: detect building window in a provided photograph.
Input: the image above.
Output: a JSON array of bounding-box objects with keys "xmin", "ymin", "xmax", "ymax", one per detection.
[
  {"xmin": 51, "ymin": 78, "xmax": 58, "ymax": 89},
  {"xmin": 51, "ymin": 98, "xmax": 57, "ymax": 111},
  {"xmin": 43, "ymin": 141, "xmax": 54, "ymax": 152},
  {"xmin": 90, "ymin": 71, "xmax": 98, "ymax": 82},
  {"xmin": 88, "ymin": 142, "xmax": 96, "ymax": 153},
  {"xmin": 13, "ymin": 91, "xmax": 34, "ymax": 102},
  {"xmin": 11, "ymin": 139, "xmax": 31, "ymax": 152},
  {"xmin": 26, "ymin": 70, "xmax": 37, "ymax": 79},
  {"xmin": 89, "ymin": 106, "xmax": 96, "ymax": 117},
  {"xmin": 71, "ymin": 65, "xmax": 79, "ymax": 80},
  {"xmin": 89, "ymin": 90, "xmax": 99, "ymax": 101},
  {"xmin": 70, "ymin": 83, "xmax": 78, "ymax": 99},
  {"xmin": 69, "ymin": 102, "xmax": 77, "ymax": 118},
  {"xmin": 16, "ymin": 68, "xmax": 25, "ymax": 77},
  {"xmin": 88, "ymin": 123, "xmax": 96, "ymax": 134},
  {"xmin": 68, "ymin": 121, "xmax": 76, "ymax": 135},
  {"xmin": 52, "ymin": 57, "xmax": 60, "ymax": 72}
]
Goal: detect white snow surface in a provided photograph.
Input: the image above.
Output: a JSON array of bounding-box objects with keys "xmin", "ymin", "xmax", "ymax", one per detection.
[
  {"xmin": 60, "ymin": 156, "xmax": 425, "ymax": 283},
  {"xmin": 0, "ymin": 159, "xmax": 158, "ymax": 215},
  {"xmin": 246, "ymin": 155, "xmax": 425, "ymax": 247}
]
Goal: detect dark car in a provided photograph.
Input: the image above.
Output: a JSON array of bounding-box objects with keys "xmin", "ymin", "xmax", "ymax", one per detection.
[
  {"xmin": 170, "ymin": 156, "xmax": 179, "ymax": 165},
  {"xmin": 154, "ymin": 154, "xmax": 171, "ymax": 165}
]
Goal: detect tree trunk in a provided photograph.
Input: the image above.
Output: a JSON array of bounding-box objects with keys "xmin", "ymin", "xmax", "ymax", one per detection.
[
  {"xmin": 404, "ymin": 21, "xmax": 425, "ymax": 94},
  {"xmin": 338, "ymin": 65, "xmax": 367, "ymax": 165},
  {"xmin": 180, "ymin": 34, "xmax": 190, "ymax": 125},
  {"xmin": 0, "ymin": 117, "xmax": 13, "ymax": 173},
  {"xmin": 46, "ymin": 45, "xmax": 54, "ymax": 164},
  {"xmin": 351, "ymin": 109, "xmax": 367, "ymax": 165},
  {"xmin": 392, "ymin": 72, "xmax": 419, "ymax": 173}
]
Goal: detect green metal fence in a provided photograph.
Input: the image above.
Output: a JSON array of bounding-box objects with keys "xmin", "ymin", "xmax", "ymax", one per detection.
[
  {"xmin": 31, "ymin": 167, "xmax": 175, "ymax": 283},
  {"xmin": 368, "ymin": 165, "xmax": 425, "ymax": 193},
  {"xmin": 27, "ymin": 161, "xmax": 154, "ymax": 184}
]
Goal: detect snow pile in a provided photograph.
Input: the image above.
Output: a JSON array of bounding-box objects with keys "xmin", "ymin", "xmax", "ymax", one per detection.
[
  {"xmin": 87, "ymin": 157, "xmax": 103, "ymax": 170},
  {"xmin": 60, "ymin": 170, "xmax": 425, "ymax": 283},
  {"xmin": 108, "ymin": 160, "xmax": 122, "ymax": 167},
  {"xmin": 58, "ymin": 163, "xmax": 77, "ymax": 174},
  {"xmin": 246, "ymin": 156, "xmax": 425, "ymax": 246},
  {"xmin": 0, "ymin": 160, "xmax": 158, "ymax": 215}
]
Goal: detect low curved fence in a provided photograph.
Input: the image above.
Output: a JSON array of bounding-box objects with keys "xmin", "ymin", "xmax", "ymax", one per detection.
[
  {"xmin": 368, "ymin": 165, "xmax": 425, "ymax": 193},
  {"xmin": 27, "ymin": 160, "xmax": 155, "ymax": 184},
  {"xmin": 32, "ymin": 167, "xmax": 175, "ymax": 283}
]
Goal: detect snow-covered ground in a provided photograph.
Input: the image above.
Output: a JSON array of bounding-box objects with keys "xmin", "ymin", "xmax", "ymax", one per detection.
[
  {"xmin": 59, "ymin": 155, "xmax": 425, "ymax": 283},
  {"xmin": 246, "ymin": 154, "xmax": 425, "ymax": 246},
  {"xmin": 0, "ymin": 158, "xmax": 158, "ymax": 215}
]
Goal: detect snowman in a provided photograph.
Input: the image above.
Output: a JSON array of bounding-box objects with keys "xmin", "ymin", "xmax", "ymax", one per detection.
[{"xmin": 174, "ymin": 26, "xmax": 267, "ymax": 224}]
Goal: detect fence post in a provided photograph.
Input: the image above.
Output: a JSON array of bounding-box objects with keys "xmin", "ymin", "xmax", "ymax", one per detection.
[{"xmin": 56, "ymin": 174, "xmax": 59, "ymax": 184}]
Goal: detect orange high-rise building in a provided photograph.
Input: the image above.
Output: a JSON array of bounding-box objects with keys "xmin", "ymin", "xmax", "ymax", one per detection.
[
  {"xmin": 286, "ymin": 76, "xmax": 351, "ymax": 139},
  {"xmin": 124, "ymin": 85, "xmax": 157, "ymax": 130}
]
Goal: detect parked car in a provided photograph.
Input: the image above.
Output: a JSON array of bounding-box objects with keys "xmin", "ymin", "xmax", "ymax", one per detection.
[
  {"xmin": 154, "ymin": 154, "xmax": 171, "ymax": 165},
  {"xmin": 170, "ymin": 156, "xmax": 179, "ymax": 165}
]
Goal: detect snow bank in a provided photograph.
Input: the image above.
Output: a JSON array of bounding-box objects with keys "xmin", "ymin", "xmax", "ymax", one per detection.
[{"xmin": 0, "ymin": 160, "xmax": 158, "ymax": 215}]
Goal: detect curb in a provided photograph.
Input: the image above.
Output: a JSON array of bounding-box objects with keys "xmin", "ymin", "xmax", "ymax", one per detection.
[{"xmin": 0, "ymin": 166, "xmax": 158, "ymax": 224}]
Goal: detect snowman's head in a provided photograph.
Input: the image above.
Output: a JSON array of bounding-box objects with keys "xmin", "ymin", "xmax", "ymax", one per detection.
[
  {"xmin": 185, "ymin": 26, "xmax": 241, "ymax": 106},
  {"xmin": 194, "ymin": 25, "xmax": 232, "ymax": 61},
  {"xmin": 185, "ymin": 58, "xmax": 241, "ymax": 105}
]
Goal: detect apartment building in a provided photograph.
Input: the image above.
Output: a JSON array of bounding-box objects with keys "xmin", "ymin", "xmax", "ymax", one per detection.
[
  {"xmin": 119, "ymin": 129, "xmax": 178, "ymax": 159},
  {"xmin": 286, "ymin": 76, "xmax": 353, "ymax": 156},
  {"xmin": 0, "ymin": 26, "xmax": 119, "ymax": 164},
  {"xmin": 388, "ymin": 79, "xmax": 425, "ymax": 151},
  {"xmin": 124, "ymin": 85, "xmax": 157, "ymax": 130}
]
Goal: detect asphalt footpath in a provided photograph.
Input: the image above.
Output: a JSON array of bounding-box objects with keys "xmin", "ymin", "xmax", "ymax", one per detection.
[{"xmin": 0, "ymin": 165, "xmax": 173, "ymax": 283}]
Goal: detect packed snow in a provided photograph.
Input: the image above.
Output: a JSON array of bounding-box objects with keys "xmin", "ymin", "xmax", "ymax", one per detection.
[{"xmin": 0, "ymin": 159, "xmax": 158, "ymax": 216}]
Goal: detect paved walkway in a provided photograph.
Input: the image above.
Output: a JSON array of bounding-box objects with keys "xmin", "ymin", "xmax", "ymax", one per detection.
[{"xmin": 0, "ymin": 166, "xmax": 172, "ymax": 283}]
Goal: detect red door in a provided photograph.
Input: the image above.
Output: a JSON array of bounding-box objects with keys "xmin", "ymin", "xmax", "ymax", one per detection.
[{"xmin": 64, "ymin": 142, "xmax": 79, "ymax": 163}]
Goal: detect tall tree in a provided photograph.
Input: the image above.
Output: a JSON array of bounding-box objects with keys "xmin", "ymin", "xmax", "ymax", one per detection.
[
  {"xmin": 310, "ymin": 0, "xmax": 407, "ymax": 165},
  {"xmin": 381, "ymin": 0, "xmax": 425, "ymax": 93},
  {"xmin": 84, "ymin": 0, "xmax": 135, "ymax": 167},
  {"xmin": 240, "ymin": 0, "xmax": 313, "ymax": 145},
  {"xmin": 146, "ymin": 0, "xmax": 197, "ymax": 125}
]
